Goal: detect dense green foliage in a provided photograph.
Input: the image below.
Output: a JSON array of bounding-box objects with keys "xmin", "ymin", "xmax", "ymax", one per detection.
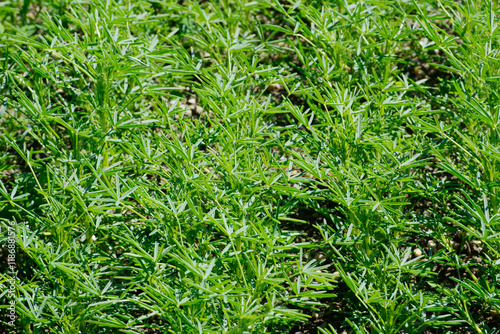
[{"xmin": 1, "ymin": 0, "xmax": 500, "ymax": 333}]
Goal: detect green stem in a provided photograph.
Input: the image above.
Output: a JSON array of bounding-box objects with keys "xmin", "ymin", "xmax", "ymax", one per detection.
[{"xmin": 99, "ymin": 107, "xmax": 109, "ymax": 168}]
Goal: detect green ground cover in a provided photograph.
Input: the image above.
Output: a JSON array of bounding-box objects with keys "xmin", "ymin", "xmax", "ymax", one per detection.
[{"xmin": 1, "ymin": 0, "xmax": 500, "ymax": 333}]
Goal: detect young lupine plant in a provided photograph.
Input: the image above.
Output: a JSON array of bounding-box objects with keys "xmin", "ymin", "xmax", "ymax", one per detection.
[{"xmin": 1, "ymin": 0, "xmax": 500, "ymax": 333}]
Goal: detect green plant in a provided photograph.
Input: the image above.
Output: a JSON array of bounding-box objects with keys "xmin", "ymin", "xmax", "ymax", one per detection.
[{"xmin": 1, "ymin": 0, "xmax": 500, "ymax": 333}]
